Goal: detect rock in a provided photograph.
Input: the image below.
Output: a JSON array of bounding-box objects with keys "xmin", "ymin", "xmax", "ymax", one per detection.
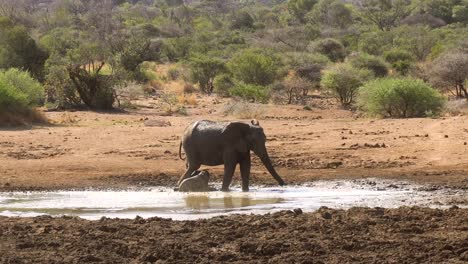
[{"xmin": 293, "ymin": 208, "xmax": 303, "ymax": 215}]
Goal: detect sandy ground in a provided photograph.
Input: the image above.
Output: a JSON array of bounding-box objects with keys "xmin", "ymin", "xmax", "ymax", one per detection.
[
  {"xmin": 1, "ymin": 95, "xmax": 468, "ymax": 263},
  {"xmin": 0, "ymin": 96, "xmax": 467, "ymax": 191}
]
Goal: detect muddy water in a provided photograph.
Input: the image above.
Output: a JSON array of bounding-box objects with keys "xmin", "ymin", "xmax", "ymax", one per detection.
[{"xmin": 0, "ymin": 179, "xmax": 465, "ymax": 220}]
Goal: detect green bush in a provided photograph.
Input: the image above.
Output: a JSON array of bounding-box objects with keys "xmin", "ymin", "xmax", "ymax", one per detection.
[
  {"xmin": 308, "ymin": 38, "xmax": 346, "ymax": 62},
  {"xmin": 358, "ymin": 78, "xmax": 446, "ymax": 118},
  {"xmin": 228, "ymin": 49, "xmax": 280, "ymax": 86},
  {"xmin": 321, "ymin": 63, "xmax": 371, "ymax": 106},
  {"xmin": 213, "ymin": 74, "xmax": 235, "ymax": 97},
  {"xmin": 0, "ymin": 68, "xmax": 44, "ymax": 116},
  {"xmin": 383, "ymin": 49, "xmax": 415, "ymax": 75},
  {"xmin": 349, "ymin": 53, "xmax": 390, "ymax": 77},
  {"xmin": 229, "ymin": 83, "xmax": 270, "ymax": 103},
  {"xmin": 189, "ymin": 54, "xmax": 226, "ymax": 94}
]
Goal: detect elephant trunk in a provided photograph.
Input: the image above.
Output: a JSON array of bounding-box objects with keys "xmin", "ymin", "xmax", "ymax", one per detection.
[{"xmin": 256, "ymin": 147, "xmax": 285, "ymax": 186}]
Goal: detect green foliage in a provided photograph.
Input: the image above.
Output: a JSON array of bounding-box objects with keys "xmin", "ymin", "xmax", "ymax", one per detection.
[
  {"xmin": 230, "ymin": 11, "xmax": 255, "ymax": 30},
  {"xmin": 0, "ymin": 69, "xmax": 43, "ymax": 113},
  {"xmin": 348, "ymin": 53, "xmax": 390, "ymax": 77},
  {"xmin": 307, "ymin": 0, "xmax": 353, "ymax": 29},
  {"xmin": 111, "ymin": 33, "xmax": 161, "ymax": 81},
  {"xmin": 358, "ymin": 78, "xmax": 446, "ymax": 118},
  {"xmin": 288, "ymin": 0, "xmax": 318, "ymax": 23},
  {"xmin": 308, "ymin": 38, "xmax": 346, "ymax": 62},
  {"xmin": 44, "ymin": 54, "xmax": 81, "ymax": 109},
  {"xmin": 167, "ymin": 66, "xmax": 180, "ymax": 80},
  {"xmin": 321, "ymin": 63, "xmax": 371, "ymax": 106},
  {"xmin": 384, "ymin": 49, "xmax": 415, "ymax": 75},
  {"xmin": 452, "ymin": 1, "xmax": 468, "ymax": 24},
  {"xmin": 281, "ymin": 52, "xmax": 329, "ymax": 85},
  {"xmin": 359, "ymin": 0, "xmax": 413, "ymax": 31},
  {"xmin": 214, "ymin": 74, "xmax": 235, "ymax": 97},
  {"xmin": 0, "ymin": 17, "xmax": 48, "ymax": 81},
  {"xmin": 189, "ymin": 54, "xmax": 226, "ymax": 94},
  {"xmin": 228, "ymin": 49, "xmax": 281, "ymax": 86},
  {"xmin": 230, "ymin": 83, "xmax": 270, "ymax": 103}
]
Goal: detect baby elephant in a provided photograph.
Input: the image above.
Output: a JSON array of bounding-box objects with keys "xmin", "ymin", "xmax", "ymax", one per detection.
[{"xmin": 178, "ymin": 170, "xmax": 210, "ymax": 192}]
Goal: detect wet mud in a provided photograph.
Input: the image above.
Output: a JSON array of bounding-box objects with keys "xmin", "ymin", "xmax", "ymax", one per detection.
[{"xmin": 1, "ymin": 207, "xmax": 467, "ymax": 263}]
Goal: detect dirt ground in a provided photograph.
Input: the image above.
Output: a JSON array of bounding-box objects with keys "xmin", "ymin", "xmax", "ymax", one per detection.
[
  {"xmin": 1, "ymin": 95, "xmax": 468, "ymax": 263},
  {"xmin": 1, "ymin": 207, "xmax": 467, "ymax": 263}
]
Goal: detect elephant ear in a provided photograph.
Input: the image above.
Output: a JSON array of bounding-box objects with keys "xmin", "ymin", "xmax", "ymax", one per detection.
[{"xmin": 221, "ymin": 122, "xmax": 251, "ymax": 152}]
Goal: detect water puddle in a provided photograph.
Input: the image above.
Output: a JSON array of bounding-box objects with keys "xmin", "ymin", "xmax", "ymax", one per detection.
[{"xmin": 0, "ymin": 179, "xmax": 465, "ymax": 220}]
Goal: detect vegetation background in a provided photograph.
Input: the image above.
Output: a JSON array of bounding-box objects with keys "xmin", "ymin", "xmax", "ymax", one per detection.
[{"xmin": 0, "ymin": 0, "xmax": 467, "ymax": 124}]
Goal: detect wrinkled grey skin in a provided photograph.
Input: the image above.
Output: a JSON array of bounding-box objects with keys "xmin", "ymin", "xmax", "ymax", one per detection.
[
  {"xmin": 178, "ymin": 119, "xmax": 285, "ymax": 192},
  {"xmin": 178, "ymin": 170, "xmax": 210, "ymax": 192}
]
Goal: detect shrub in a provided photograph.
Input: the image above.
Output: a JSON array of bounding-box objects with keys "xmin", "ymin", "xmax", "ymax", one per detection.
[
  {"xmin": 0, "ymin": 69, "xmax": 45, "ymax": 125},
  {"xmin": 281, "ymin": 52, "xmax": 329, "ymax": 86},
  {"xmin": 429, "ymin": 49, "xmax": 468, "ymax": 100},
  {"xmin": 44, "ymin": 55, "xmax": 81, "ymax": 108},
  {"xmin": 183, "ymin": 83, "xmax": 197, "ymax": 94},
  {"xmin": 383, "ymin": 49, "xmax": 415, "ymax": 75},
  {"xmin": 214, "ymin": 74, "xmax": 235, "ymax": 97},
  {"xmin": 189, "ymin": 54, "xmax": 226, "ymax": 94},
  {"xmin": 0, "ymin": 68, "xmax": 43, "ymax": 106},
  {"xmin": 358, "ymin": 78, "xmax": 446, "ymax": 118},
  {"xmin": 229, "ymin": 83, "xmax": 270, "ymax": 103},
  {"xmin": 228, "ymin": 49, "xmax": 280, "ymax": 86},
  {"xmin": 308, "ymin": 38, "xmax": 346, "ymax": 62},
  {"xmin": 321, "ymin": 63, "xmax": 371, "ymax": 106},
  {"xmin": 348, "ymin": 53, "xmax": 390, "ymax": 78},
  {"xmin": 273, "ymin": 72, "xmax": 311, "ymax": 104},
  {"xmin": 167, "ymin": 66, "xmax": 180, "ymax": 80}
]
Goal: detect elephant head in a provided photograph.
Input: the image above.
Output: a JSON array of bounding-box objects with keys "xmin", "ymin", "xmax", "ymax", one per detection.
[{"xmin": 221, "ymin": 119, "xmax": 285, "ymax": 186}]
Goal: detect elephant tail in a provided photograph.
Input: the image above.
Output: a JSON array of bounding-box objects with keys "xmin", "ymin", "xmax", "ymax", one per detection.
[{"xmin": 179, "ymin": 141, "xmax": 185, "ymax": 160}]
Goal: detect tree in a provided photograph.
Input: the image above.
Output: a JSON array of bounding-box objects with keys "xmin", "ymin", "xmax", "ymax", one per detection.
[
  {"xmin": 281, "ymin": 52, "xmax": 329, "ymax": 88},
  {"xmin": 429, "ymin": 49, "xmax": 468, "ymax": 99},
  {"xmin": 189, "ymin": 54, "xmax": 226, "ymax": 94},
  {"xmin": 67, "ymin": 43, "xmax": 115, "ymax": 110},
  {"xmin": 359, "ymin": 0, "xmax": 413, "ymax": 31},
  {"xmin": 0, "ymin": 17, "xmax": 48, "ymax": 80},
  {"xmin": 278, "ymin": 71, "xmax": 311, "ymax": 104},
  {"xmin": 287, "ymin": 0, "xmax": 317, "ymax": 23},
  {"xmin": 321, "ymin": 63, "xmax": 371, "ymax": 106},
  {"xmin": 228, "ymin": 49, "xmax": 281, "ymax": 86},
  {"xmin": 306, "ymin": 0, "xmax": 353, "ymax": 29},
  {"xmin": 109, "ymin": 32, "xmax": 161, "ymax": 80}
]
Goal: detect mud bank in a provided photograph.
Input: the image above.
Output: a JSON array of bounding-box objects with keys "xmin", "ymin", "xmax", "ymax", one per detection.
[{"xmin": 1, "ymin": 207, "xmax": 467, "ymax": 263}]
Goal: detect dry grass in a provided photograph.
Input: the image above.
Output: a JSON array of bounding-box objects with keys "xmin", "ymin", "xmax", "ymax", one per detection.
[
  {"xmin": 222, "ymin": 100, "xmax": 265, "ymax": 119},
  {"xmin": 445, "ymin": 99, "xmax": 468, "ymax": 116},
  {"xmin": 54, "ymin": 112, "xmax": 79, "ymax": 125},
  {"xmin": 177, "ymin": 94, "xmax": 198, "ymax": 105},
  {"xmin": 0, "ymin": 109, "xmax": 49, "ymax": 127}
]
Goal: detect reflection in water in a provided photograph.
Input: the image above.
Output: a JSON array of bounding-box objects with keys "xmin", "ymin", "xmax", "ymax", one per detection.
[
  {"xmin": 184, "ymin": 194, "xmax": 283, "ymax": 210},
  {"xmin": 0, "ymin": 180, "xmax": 465, "ymax": 220}
]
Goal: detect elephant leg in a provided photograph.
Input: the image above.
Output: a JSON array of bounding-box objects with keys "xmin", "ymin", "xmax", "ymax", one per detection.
[
  {"xmin": 222, "ymin": 162, "xmax": 237, "ymax": 192},
  {"xmin": 178, "ymin": 164, "xmax": 200, "ymax": 185},
  {"xmin": 239, "ymin": 153, "xmax": 251, "ymax": 192}
]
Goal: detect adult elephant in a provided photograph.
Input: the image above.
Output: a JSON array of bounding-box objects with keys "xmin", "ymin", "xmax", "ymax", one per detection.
[{"xmin": 178, "ymin": 119, "xmax": 285, "ymax": 192}]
